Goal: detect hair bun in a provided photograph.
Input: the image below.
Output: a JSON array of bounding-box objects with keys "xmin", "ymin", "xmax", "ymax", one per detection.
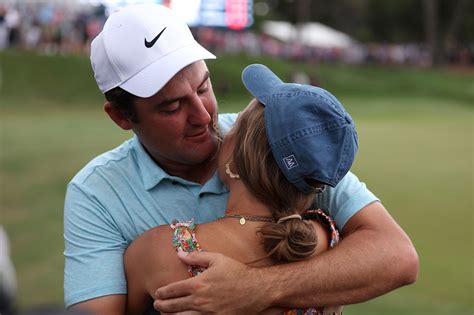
[{"xmin": 259, "ymin": 220, "xmax": 317, "ymax": 263}]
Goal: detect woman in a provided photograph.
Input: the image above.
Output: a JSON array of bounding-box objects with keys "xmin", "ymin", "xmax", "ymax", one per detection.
[{"xmin": 124, "ymin": 64, "xmax": 358, "ymax": 315}]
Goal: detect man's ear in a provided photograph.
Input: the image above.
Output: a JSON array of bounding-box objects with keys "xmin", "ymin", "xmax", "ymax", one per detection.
[{"xmin": 104, "ymin": 102, "xmax": 133, "ymax": 130}]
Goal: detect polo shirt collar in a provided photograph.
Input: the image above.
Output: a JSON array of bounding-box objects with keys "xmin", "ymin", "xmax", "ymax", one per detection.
[
  {"xmin": 201, "ymin": 171, "xmax": 228, "ymax": 195},
  {"xmin": 132, "ymin": 136, "xmax": 228, "ymax": 195},
  {"xmin": 132, "ymin": 136, "xmax": 169, "ymax": 190}
]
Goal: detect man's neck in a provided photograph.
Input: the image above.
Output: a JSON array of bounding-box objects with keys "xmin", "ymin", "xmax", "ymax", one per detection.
[
  {"xmin": 140, "ymin": 141, "xmax": 218, "ymax": 185},
  {"xmin": 160, "ymin": 158, "xmax": 218, "ymax": 185}
]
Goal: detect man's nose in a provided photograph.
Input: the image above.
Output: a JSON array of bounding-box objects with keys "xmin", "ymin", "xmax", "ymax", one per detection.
[{"xmin": 188, "ymin": 94, "xmax": 211, "ymax": 125}]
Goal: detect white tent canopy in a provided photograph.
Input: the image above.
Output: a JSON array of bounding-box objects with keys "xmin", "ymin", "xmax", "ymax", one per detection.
[{"xmin": 262, "ymin": 20, "xmax": 355, "ymax": 49}]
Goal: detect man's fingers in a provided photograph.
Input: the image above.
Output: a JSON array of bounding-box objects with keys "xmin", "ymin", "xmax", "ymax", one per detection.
[
  {"xmin": 153, "ymin": 293, "xmax": 195, "ymax": 313},
  {"xmin": 155, "ymin": 278, "xmax": 196, "ymax": 300},
  {"xmin": 154, "ymin": 280, "xmax": 211, "ymax": 313},
  {"xmin": 177, "ymin": 250, "xmax": 221, "ymax": 267}
]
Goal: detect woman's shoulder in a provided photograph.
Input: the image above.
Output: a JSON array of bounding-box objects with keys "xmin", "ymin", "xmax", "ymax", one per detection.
[
  {"xmin": 125, "ymin": 225, "xmax": 174, "ymax": 273},
  {"xmin": 125, "ymin": 223, "xmax": 190, "ymax": 294},
  {"xmin": 132, "ymin": 224, "xmax": 174, "ymax": 249}
]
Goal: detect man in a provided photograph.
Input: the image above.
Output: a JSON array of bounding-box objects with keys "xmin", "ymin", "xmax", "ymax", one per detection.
[
  {"xmin": 64, "ymin": 4, "xmax": 418, "ymax": 314},
  {"xmin": 0, "ymin": 226, "xmax": 17, "ymax": 315}
]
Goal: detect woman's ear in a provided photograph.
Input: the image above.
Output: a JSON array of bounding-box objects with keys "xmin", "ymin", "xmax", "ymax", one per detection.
[{"xmin": 104, "ymin": 102, "xmax": 133, "ymax": 130}]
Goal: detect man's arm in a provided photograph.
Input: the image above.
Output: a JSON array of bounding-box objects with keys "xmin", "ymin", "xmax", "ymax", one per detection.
[
  {"xmin": 153, "ymin": 201, "xmax": 418, "ymax": 313},
  {"xmin": 64, "ymin": 182, "xmax": 129, "ymax": 312},
  {"xmin": 70, "ymin": 295, "xmax": 126, "ymax": 315},
  {"xmin": 266, "ymin": 201, "xmax": 418, "ymax": 306}
]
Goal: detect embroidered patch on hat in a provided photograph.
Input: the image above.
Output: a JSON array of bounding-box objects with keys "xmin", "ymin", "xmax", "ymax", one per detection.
[{"xmin": 283, "ymin": 155, "xmax": 299, "ymax": 170}]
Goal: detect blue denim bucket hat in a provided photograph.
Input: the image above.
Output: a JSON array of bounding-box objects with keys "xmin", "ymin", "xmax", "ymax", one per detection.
[{"xmin": 242, "ymin": 64, "xmax": 358, "ymax": 193}]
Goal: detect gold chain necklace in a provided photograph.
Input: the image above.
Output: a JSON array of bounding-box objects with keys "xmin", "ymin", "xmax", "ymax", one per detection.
[{"xmin": 223, "ymin": 214, "xmax": 275, "ymax": 225}]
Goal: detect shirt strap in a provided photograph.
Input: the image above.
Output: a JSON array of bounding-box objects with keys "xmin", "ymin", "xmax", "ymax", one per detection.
[{"xmin": 303, "ymin": 209, "xmax": 340, "ymax": 248}]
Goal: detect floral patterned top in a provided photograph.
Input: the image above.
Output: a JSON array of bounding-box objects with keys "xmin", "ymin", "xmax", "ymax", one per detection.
[
  {"xmin": 170, "ymin": 219, "xmax": 206, "ymax": 276},
  {"xmin": 170, "ymin": 210, "xmax": 342, "ymax": 315}
]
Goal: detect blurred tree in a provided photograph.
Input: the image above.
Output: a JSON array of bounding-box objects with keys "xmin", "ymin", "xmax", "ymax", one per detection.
[
  {"xmin": 423, "ymin": 0, "xmax": 441, "ymax": 65},
  {"xmin": 439, "ymin": 0, "xmax": 472, "ymax": 64},
  {"xmin": 295, "ymin": 0, "xmax": 310, "ymax": 42},
  {"xmin": 367, "ymin": 0, "xmax": 424, "ymax": 42},
  {"xmin": 443, "ymin": 0, "xmax": 471, "ymax": 43},
  {"xmin": 423, "ymin": 0, "xmax": 472, "ymax": 65}
]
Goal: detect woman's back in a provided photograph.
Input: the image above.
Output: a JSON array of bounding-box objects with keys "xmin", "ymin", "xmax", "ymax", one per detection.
[
  {"xmin": 196, "ymin": 218, "xmax": 330, "ymax": 265},
  {"xmin": 124, "ymin": 215, "xmax": 331, "ymax": 314}
]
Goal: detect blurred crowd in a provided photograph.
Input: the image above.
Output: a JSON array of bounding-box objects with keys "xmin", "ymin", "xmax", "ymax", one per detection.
[
  {"xmin": 1, "ymin": 2, "xmax": 472, "ymax": 66},
  {"xmin": 196, "ymin": 28, "xmax": 467, "ymax": 66},
  {"xmin": 0, "ymin": 2, "xmax": 106, "ymax": 55}
]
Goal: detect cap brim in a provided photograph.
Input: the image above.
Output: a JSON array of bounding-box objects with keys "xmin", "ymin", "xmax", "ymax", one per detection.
[
  {"xmin": 241, "ymin": 64, "xmax": 284, "ymax": 105},
  {"xmin": 120, "ymin": 42, "xmax": 216, "ymax": 98}
]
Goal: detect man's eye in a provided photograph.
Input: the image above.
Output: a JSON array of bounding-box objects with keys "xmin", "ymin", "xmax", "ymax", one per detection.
[
  {"xmin": 161, "ymin": 102, "xmax": 180, "ymax": 113},
  {"xmin": 198, "ymin": 83, "xmax": 209, "ymax": 94}
]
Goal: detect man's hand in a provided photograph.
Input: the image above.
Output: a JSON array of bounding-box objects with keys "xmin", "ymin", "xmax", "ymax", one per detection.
[{"xmin": 154, "ymin": 251, "xmax": 271, "ymax": 314}]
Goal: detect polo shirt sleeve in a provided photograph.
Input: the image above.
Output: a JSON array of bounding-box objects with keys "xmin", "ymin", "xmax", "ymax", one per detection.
[
  {"xmin": 63, "ymin": 182, "xmax": 128, "ymax": 307},
  {"xmin": 314, "ymin": 171, "xmax": 379, "ymax": 230}
]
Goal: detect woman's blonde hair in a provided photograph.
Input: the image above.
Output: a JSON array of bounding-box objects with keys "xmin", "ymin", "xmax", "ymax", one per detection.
[{"xmin": 231, "ymin": 99, "xmax": 321, "ymax": 263}]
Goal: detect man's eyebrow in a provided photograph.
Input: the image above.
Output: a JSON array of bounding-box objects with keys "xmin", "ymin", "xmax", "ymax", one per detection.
[{"xmin": 156, "ymin": 71, "xmax": 210, "ymax": 108}]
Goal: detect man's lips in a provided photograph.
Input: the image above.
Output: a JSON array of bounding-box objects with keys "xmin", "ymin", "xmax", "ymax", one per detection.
[{"xmin": 186, "ymin": 128, "xmax": 209, "ymax": 140}]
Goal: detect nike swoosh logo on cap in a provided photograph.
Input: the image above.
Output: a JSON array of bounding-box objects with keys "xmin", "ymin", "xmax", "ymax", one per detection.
[{"xmin": 144, "ymin": 27, "xmax": 167, "ymax": 48}]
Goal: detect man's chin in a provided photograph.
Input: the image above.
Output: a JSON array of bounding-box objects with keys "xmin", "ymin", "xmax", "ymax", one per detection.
[
  {"xmin": 185, "ymin": 142, "xmax": 219, "ymax": 166},
  {"xmin": 200, "ymin": 142, "xmax": 220, "ymax": 165}
]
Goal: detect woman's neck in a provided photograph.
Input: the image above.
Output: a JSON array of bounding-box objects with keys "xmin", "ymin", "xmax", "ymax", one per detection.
[{"xmin": 225, "ymin": 181, "xmax": 273, "ymax": 217}]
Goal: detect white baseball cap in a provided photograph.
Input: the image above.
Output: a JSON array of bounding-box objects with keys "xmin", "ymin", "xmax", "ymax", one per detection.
[{"xmin": 90, "ymin": 4, "xmax": 216, "ymax": 98}]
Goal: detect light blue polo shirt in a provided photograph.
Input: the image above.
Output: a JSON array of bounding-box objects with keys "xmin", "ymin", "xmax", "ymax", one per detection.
[{"xmin": 63, "ymin": 113, "xmax": 378, "ymax": 307}]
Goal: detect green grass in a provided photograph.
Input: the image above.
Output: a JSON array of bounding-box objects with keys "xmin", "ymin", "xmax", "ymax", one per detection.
[
  {"xmin": 1, "ymin": 51, "xmax": 473, "ymax": 314},
  {"xmin": 2, "ymin": 51, "xmax": 473, "ymax": 108}
]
